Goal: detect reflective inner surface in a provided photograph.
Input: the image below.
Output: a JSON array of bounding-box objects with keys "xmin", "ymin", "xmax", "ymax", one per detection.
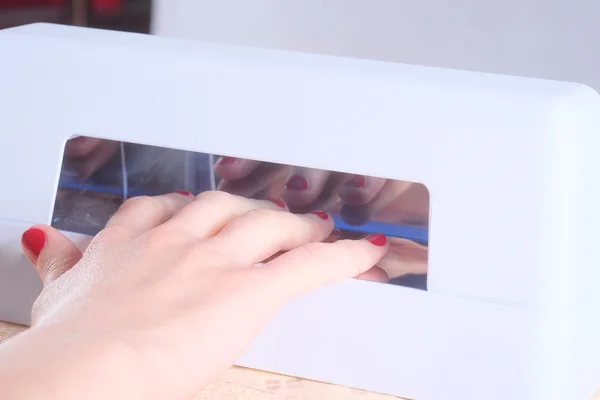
[{"xmin": 53, "ymin": 137, "xmax": 429, "ymax": 289}]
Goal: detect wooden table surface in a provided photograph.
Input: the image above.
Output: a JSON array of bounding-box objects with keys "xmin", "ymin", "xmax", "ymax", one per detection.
[
  {"xmin": 1, "ymin": 320, "xmax": 598, "ymax": 399},
  {"xmin": 0, "ymin": 321, "xmax": 400, "ymax": 399}
]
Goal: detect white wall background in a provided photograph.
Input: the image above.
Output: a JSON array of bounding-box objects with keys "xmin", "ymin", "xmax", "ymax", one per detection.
[{"xmin": 152, "ymin": 0, "xmax": 600, "ymax": 91}]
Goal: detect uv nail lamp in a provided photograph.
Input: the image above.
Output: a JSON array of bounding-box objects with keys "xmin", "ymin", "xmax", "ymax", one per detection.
[{"xmin": 1, "ymin": 23, "xmax": 599, "ymax": 400}]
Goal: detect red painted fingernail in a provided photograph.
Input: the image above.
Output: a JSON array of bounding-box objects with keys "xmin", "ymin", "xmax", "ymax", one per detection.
[
  {"xmin": 21, "ymin": 228, "xmax": 46, "ymax": 260},
  {"xmin": 268, "ymin": 198, "xmax": 286, "ymax": 208},
  {"xmin": 175, "ymin": 191, "xmax": 194, "ymax": 197},
  {"xmin": 366, "ymin": 233, "xmax": 387, "ymax": 246},
  {"xmin": 286, "ymin": 175, "xmax": 308, "ymax": 190},
  {"xmin": 347, "ymin": 175, "xmax": 366, "ymax": 188},
  {"xmin": 311, "ymin": 210, "xmax": 329, "ymax": 220},
  {"xmin": 219, "ymin": 157, "xmax": 238, "ymax": 165}
]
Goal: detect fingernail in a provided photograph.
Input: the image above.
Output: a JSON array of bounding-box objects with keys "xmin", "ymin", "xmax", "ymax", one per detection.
[
  {"xmin": 311, "ymin": 210, "xmax": 329, "ymax": 220},
  {"xmin": 21, "ymin": 228, "xmax": 47, "ymax": 261},
  {"xmin": 286, "ymin": 175, "xmax": 308, "ymax": 191},
  {"xmin": 219, "ymin": 157, "xmax": 238, "ymax": 165},
  {"xmin": 347, "ymin": 175, "xmax": 366, "ymax": 188},
  {"xmin": 366, "ymin": 233, "xmax": 387, "ymax": 246},
  {"xmin": 175, "ymin": 191, "xmax": 194, "ymax": 198},
  {"xmin": 268, "ymin": 198, "xmax": 286, "ymax": 208}
]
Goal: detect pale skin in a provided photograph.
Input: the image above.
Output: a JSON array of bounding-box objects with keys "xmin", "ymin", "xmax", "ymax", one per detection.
[{"xmin": 0, "ymin": 191, "xmax": 389, "ymax": 400}]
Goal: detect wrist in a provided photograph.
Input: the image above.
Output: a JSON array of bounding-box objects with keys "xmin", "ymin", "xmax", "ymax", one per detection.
[{"xmin": 0, "ymin": 323, "xmax": 146, "ymax": 400}]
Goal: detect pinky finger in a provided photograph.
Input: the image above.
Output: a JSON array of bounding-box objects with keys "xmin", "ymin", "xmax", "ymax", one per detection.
[{"xmin": 258, "ymin": 234, "xmax": 389, "ymax": 300}]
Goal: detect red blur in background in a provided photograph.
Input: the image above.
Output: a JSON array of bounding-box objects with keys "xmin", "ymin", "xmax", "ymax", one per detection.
[
  {"xmin": 0, "ymin": 0, "xmax": 149, "ymax": 34},
  {"xmin": 0, "ymin": 0, "xmax": 122, "ymax": 12}
]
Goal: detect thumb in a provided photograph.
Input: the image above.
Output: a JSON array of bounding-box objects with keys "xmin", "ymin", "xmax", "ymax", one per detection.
[{"xmin": 21, "ymin": 225, "xmax": 83, "ymax": 286}]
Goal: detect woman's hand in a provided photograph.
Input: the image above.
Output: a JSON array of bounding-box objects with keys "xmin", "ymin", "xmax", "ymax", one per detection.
[{"xmin": 0, "ymin": 191, "xmax": 388, "ymax": 400}]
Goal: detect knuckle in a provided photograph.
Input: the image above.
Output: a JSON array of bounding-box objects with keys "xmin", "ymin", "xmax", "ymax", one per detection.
[
  {"xmin": 93, "ymin": 224, "xmax": 135, "ymax": 244},
  {"xmin": 195, "ymin": 190, "xmax": 235, "ymax": 206},
  {"xmin": 229, "ymin": 208, "xmax": 292, "ymax": 232},
  {"xmin": 222, "ymin": 208, "xmax": 280, "ymax": 233},
  {"xmin": 109, "ymin": 195, "xmax": 170, "ymax": 228},
  {"xmin": 92, "ymin": 227, "xmax": 117, "ymax": 243},
  {"xmin": 118, "ymin": 195, "xmax": 157, "ymax": 213},
  {"xmin": 244, "ymin": 207, "xmax": 281, "ymax": 221}
]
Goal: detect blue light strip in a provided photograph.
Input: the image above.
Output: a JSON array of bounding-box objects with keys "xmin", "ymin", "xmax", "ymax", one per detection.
[
  {"xmin": 58, "ymin": 181, "xmax": 158, "ymax": 197},
  {"xmin": 331, "ymin": 216, "xmax": 428, "ymax": 244}
]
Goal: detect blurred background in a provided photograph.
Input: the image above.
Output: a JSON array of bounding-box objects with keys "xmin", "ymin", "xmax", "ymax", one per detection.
[
  {"xmin": 2, "ymin": 0, "xmax": 599, "ymax": 92},
  {"xmin": 0, "ymin": 0, "xmax": 150, "ymax": 32}
]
